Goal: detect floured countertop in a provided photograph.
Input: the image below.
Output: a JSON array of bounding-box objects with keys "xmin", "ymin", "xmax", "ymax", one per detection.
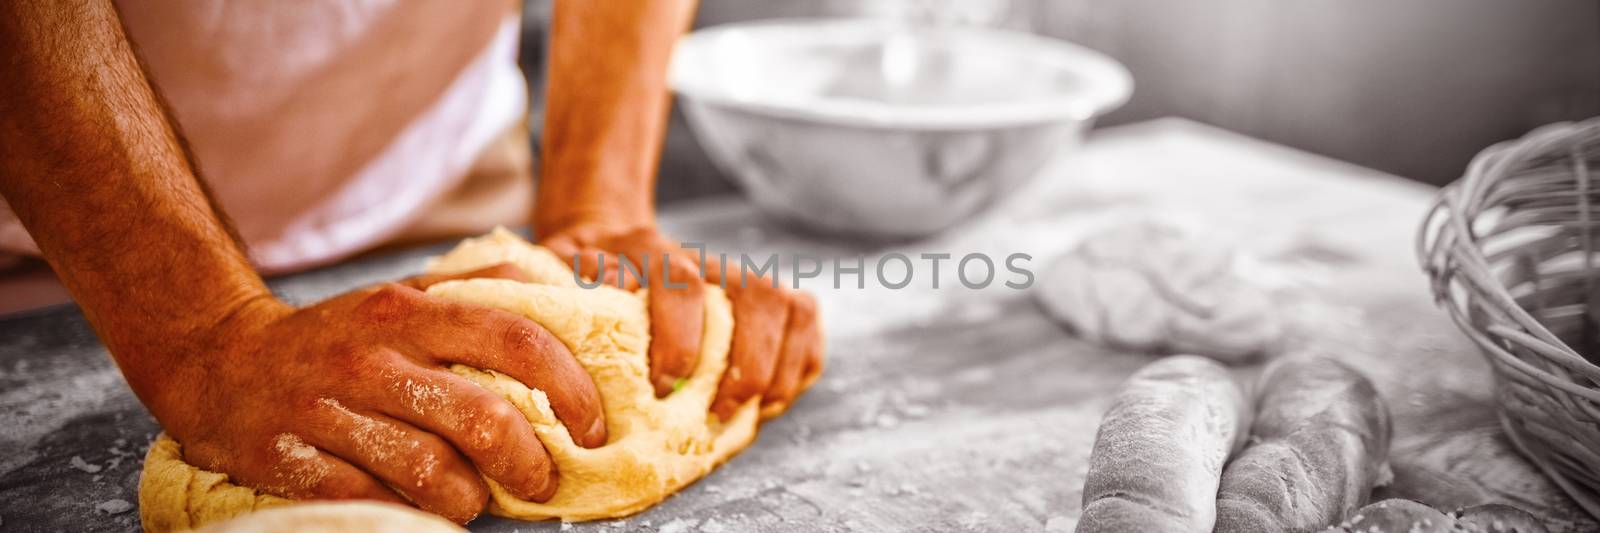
[{"xmin": 1, "ymin": 118, "xmax": 1593, "ymax": 532}]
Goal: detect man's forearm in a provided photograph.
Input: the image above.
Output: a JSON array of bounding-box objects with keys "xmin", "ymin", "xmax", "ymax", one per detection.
[
  {"xmin": 0, "ymin": 0, "xmax": 275, "ymax": 406},
  {"xmin": 535, "ymin": 0, "xmax": 698, "ymax": 236}
]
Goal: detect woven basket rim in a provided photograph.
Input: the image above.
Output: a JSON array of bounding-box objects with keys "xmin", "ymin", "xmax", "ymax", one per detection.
[{"xmin": 1418, "ymin": 116, "xmax": 1600, "ymax": 519}]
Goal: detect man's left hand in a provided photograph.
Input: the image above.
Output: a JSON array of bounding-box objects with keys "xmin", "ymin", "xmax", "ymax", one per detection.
[{"xmin": 542, "ymin": 225, "xmax": 824, "ymax": 420}]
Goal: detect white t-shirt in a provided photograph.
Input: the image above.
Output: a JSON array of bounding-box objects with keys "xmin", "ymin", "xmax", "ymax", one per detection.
[{"xmin": 0, "ymin": 1, "xmax": 528, "ymax": 273}]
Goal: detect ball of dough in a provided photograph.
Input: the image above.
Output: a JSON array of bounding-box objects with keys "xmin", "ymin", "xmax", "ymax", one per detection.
[
  {"xmin": 1034, "ymin": 220, "xmax": 1282, "ymax": 363},
  {"xmin": 192, "ymin": 502, "xmax": 465, "ymax": 533},
  {"xmin": 138, "ymin": 228, "xmax": 763, "ymax": 530}
]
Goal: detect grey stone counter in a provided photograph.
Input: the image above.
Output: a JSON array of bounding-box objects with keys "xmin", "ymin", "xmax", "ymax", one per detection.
[{"xmin": 3, "ymin": 119, "xmax": 1594, "ymax": 532}]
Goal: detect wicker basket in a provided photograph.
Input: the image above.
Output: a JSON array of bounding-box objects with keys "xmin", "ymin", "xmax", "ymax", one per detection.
[{"xmin": 1419, "ymin": 117, "xmax": 1600, "ymax": 517}]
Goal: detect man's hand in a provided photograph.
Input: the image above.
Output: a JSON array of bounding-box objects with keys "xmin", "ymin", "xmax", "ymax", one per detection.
[
  {"xmin": 1, "ymin": 0, "xmax": 603, "ymax": 524},
  {"xmin": 535, "ymin": 0, "xmax": 821, "ymax": 419},
  {"xmin": 542, "ymin": 226, "xmax": 824, "ymax": 420},
  {"xmin": 155, "ymin": 265, "xmax": 605, "ymax": 524}
]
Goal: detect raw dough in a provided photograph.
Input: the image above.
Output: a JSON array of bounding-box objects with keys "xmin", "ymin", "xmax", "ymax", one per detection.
[
  {"xmin": 139, "ymin": 228, "xmax": 760, "ymax": 530},
  {"xmin": 1034, "ymin": 219, "xmax": 1282, "ymax": 363},
  {"xmin": 192, "ymin": 502, "xmax": 465, "ymax": 533}
]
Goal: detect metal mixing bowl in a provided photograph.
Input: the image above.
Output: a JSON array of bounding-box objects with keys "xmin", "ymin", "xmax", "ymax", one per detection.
[{"xmin": 670, "ymin": 18, "xmax": 1132, "ymax": 240}]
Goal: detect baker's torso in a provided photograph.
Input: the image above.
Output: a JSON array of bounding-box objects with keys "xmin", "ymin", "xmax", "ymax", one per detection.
[{"xmin": 0, "ymin": 0, "xmax": 530, "ymax": 272}]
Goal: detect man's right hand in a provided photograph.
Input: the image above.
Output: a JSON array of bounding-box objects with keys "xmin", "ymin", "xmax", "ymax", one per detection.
[
  {"xmin": 148, "ymin": 265, "xmax": 606, "ymax": 524},
  {"xmin": 0, "ymin": 1, "xmax": 600, "ymax": 525}
]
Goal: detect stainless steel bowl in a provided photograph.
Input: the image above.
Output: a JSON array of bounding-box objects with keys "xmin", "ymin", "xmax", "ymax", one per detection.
[{"xmin": 670, "ymin": 18, "xmax": 1132, "ymax": 240}]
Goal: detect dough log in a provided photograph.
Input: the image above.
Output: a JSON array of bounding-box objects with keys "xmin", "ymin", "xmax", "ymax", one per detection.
[
  {"xmin": 1215, "ymin": 354, "xmax": 1392, "ymax": 532},
  {"xmin": 139, "ymin": 228, "xmax": 763, "ymax": 530},
  {"xmin": 1075, "ymin": 355, "xmax": 1251, "ymax": 533}
]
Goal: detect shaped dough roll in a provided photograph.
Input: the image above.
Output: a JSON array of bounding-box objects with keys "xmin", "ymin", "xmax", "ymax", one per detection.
[
  {"xmin": 1214, "ymin": 354, "xmax": 1392, "ymax": 532},
  {"xmin": 1076, "ymin": 355, "xmax": 1250, "ymax": 533}
]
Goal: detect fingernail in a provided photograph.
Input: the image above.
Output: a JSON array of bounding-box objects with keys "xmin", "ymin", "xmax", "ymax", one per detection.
[
  {"xmin": 652, "ymin": 375, "xmax": 685, "ymax": 398},
  {"xmin": 529, "ymin": 468, "xmax": 559, "ymax": 503},
  {"xmin": 583, "ymin": 416, "xmax": 607, "ymax": 448}
]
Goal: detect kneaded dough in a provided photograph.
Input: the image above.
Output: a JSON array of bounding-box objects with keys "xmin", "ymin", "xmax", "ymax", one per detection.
[
  {"xmin": 1034, "ymin": 219, "xmax": 1282, "ymax": 363},
  {"xmin": 139, "ymin": 228, "xmax": 761, "ymax": 530},
  {"xmin": 192, "ymin": 502, "xmax": 465, "ymax": 533}
]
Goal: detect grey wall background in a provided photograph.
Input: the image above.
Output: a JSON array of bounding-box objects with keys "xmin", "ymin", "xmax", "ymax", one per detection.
[{"xmin": 522, "ymin": 1, "xmax": 1600, "ymax": 204}]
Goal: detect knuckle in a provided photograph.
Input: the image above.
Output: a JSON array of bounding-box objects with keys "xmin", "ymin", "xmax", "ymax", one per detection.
[
  {"xmin": 358, "ymin": 284, "xmax": 417, "ymax": 320},
  {"xmin": 669, "ymin": 256, "xmax": 701, "ymax": 277},
  {"xmin": 463, "ymin": 396, "xmax": 524, "ymax": 451},
  {"xmin": 741, "ymin": 283, "xmax": 784, "ymax": 306},
  {"xmin": 392, "ymin": 433, "xmax": 463, "ymax": 491},
  {"xmin": 482, "ymin": 397, "xmax": 526, "ymax": 428},
  {"xmin": 292, "ymin": 394, "xmax": 330, "ymax": 418},
  {"xmin": 499, "ymin": 321, "xmax": 539, "ymax": 355},
  {"xmin": 500, "ymin": 319, "xmax": 559, "ymax": 358},
  {"xmin": 329, "ymin": 348, "xmax": 382, "ymax": 382},
  {"xmin": 789, "ymin": 291, "xmax": 818, "ymax": 315},
  {"xmin": 407, "ymin": 454, "xmax": 455, "ymax": 491},
  {"xmin": 327, "ymin": 343, "xmax": 366, "ymax": 365},
  {"xmin": 723, "ymin": 367, "xmax": 761, "ymax": 397}
]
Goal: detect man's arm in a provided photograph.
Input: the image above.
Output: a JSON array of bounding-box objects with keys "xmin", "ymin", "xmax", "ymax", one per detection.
[
  {"xmin": 535, "ymin": 0, "xmax": 696, "ymax": 234},
  {"xmin": 536, "ymin": 0, "xmax": 824, "ymax": 418},
  {"xmin": 0, "ymin": 0, "xmax": 606, "ymax": 522},
  {"xmin": 0, "ymin": 0, "xmax": 269, "ymax": 406}
]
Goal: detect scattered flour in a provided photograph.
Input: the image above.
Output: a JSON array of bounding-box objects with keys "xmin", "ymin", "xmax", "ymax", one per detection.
[
  {"xmin": 271, "ymin": 433, "xmax": 330, "ymax": 491},
  {"xmin": 656, "ymin": 518, "xmax": 693, "ymax": 533},
  {"xmin": 874, "ymin": 414, "xmax": 899, "ymax": 429},
  {"xmin": 402, "ymin": 378, "xmax": 449, "ymax": 415},
  {"xmin": 0, "ymin": 367, "xmax": 123, "ymax": 476},
  {"xmin": 274, "ymin": 433, "xmax": 318, "ymax": 461},
  {"xmin": 1043, "ymin": 515, "xmax": 1076, "ymax": 532},
  {"xmin": 94, "ymin": 499, "xmax": 133, "ymax": 514},
  {"xmin": 68, "ymin": 455, "xmax": 102, "ymax": 473},
  {"xmin": 316, "ymin": 397, "xmax": 435, "ymax": 485}
]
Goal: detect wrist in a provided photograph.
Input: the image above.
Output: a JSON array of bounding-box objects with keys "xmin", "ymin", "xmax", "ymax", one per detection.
[
  {"xmin": 535, "ymin": 210, "xmax": 655, "ymax": 244},
  {"xmin": 120, "ymin": 288, "xmax": 288, "ymax": 420}
]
